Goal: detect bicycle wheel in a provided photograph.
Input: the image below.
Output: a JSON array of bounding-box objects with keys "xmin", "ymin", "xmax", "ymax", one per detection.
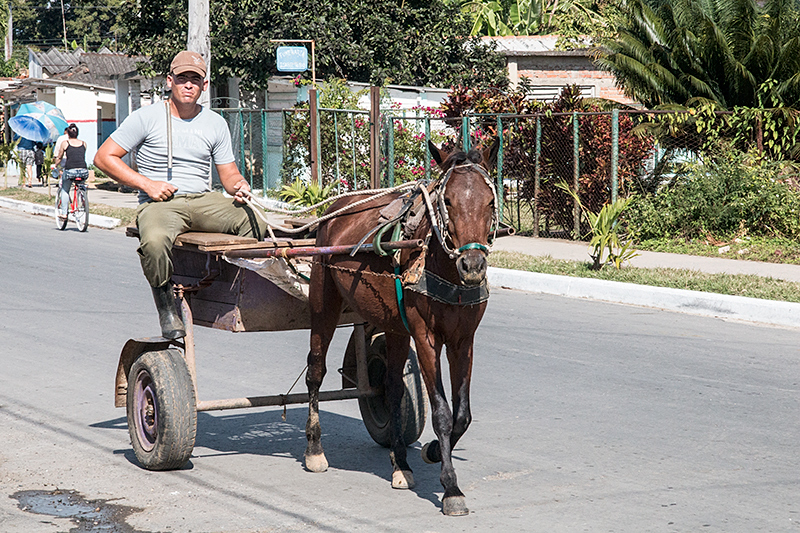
[
  {"xmin": 54, "ymin": 185, "xmax": 67, "ymax": 230},
  {"xmin": 75, "ymin": 185, "xmax": 89, "ymax": 232}
]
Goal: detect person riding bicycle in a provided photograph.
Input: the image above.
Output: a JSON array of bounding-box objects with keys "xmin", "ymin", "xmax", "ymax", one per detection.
[
  {"xmin": 94, "ymin": 50, "xmax": 265, "ymax": 340},
  {"xmin": 54, "ymin": 124, "xmax": 89, "ymax": 216}
]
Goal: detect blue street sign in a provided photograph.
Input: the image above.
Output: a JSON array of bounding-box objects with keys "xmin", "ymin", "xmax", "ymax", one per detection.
[{"xmin": 276, "ymin": 46, "xmax": 308, "ymax": 72}]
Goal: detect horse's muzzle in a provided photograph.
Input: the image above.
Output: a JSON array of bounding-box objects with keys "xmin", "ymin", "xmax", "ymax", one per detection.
[{"xmin": 456, "ymin": 250, "xmax": 487, "ymax": 286}]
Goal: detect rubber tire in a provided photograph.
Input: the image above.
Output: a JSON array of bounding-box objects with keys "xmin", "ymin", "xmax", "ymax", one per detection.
[
  {"xmin": 54, "ymin": 186, "xmax": 67, "ymax": 230},
  {"xmin": 358, "ymin": 329, "xmax": 427, "ymax": 448},
  {"xmin": 75, "ymin": 186, "xmax": 89, "ymax": 232},
  {"xmin": 126, "ymin": 349, "xmax": 197, "ymax": 470}
]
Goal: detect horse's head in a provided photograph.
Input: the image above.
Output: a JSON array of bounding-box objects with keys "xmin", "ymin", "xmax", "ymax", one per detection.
[{"xmin": 428, "ymin": 140, "xmax": 499, "ymax": 286}]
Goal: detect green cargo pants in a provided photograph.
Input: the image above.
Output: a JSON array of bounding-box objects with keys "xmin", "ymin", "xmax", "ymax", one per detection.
[{"xmin": 136, "ymin": 191, "xmax": 266, "ymax": 288}]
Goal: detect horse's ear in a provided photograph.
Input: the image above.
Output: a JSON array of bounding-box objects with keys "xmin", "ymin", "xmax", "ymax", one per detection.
[
  {"xmin": 428, "ymin": 140, "xmax": 445, "ymax": 167},
  {"xmin": 482, "ymin": 137, "xmax": 500, "ymax": 169}
]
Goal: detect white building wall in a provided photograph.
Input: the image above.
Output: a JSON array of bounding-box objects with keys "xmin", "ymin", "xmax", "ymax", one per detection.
[{"xmin": 53, "ymin": 85, "xmax": 110, "ymax": 163}]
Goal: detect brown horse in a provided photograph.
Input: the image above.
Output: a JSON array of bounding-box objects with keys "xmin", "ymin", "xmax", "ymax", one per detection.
[{"xmin": 304, "ymin": 141, "xmax": 498, "ymax": 516}]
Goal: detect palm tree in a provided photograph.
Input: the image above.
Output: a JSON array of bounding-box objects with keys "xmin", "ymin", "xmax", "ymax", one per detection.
[{"xmin": 596, "ymin": 0, "xmax": 800, "ymax": 109}]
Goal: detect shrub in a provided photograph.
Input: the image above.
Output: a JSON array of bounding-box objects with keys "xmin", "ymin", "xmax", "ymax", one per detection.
[{"xmin": 627, "ymin": 149, "xmax": 800, "ymax": 240}]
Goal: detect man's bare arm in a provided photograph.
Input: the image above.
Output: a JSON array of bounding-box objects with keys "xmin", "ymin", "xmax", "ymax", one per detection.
[
  {"xmin": 216, "ymin": 161, "xmax": 250, "ymax": 203},
  {"xmin": 94, "ymin": 138, "xmax": 178, "ymax": 202}
]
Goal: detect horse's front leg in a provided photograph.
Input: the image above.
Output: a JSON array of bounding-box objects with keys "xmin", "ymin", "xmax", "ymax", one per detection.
[
  {"xmin": 384, "ymin": 332, "xmax": 415, "ymax": 489},
  {"xmin": 305, "ymin": 260, "xmax": 342, "ymax": 473},
  {"xmin": 447, "ymin": 339, "xmax": 474, "ymax": 457},
  {"xmin": 414, "ymin": 331, "xmax": 468, "ymax": 516}
]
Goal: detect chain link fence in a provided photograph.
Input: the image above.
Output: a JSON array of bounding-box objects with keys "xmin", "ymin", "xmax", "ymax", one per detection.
[{"xmin": 217, "ymin": 105, "xmax": 797, "ymax": 239}]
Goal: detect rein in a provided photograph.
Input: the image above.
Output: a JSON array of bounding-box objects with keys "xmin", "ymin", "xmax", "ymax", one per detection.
[{"xmin": 422, "ymin": 162, "xmax": 499, "ymax": 260}]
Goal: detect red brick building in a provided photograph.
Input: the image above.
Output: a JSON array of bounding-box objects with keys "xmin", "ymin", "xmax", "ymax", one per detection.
[{"xmin": 483, "ymin": 36, "xmax": 640, "ymax": 107}]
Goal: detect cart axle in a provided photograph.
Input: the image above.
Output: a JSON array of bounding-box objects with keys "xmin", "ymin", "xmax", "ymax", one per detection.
[{"xmin": 196, "ymin": 387, "xmax": 379, "ymax": 412}]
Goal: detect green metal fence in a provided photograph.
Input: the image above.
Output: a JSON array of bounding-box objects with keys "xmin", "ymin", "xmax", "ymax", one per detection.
[{"xmin": 219, "ymin": 106, "xmax": 746, "ymax": 239}]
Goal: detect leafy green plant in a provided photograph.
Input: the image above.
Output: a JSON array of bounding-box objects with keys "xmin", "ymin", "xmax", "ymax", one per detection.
[
  {"xmin": 556, "ymin": 181, "xmax": 639, "ymax": 269},
  {"xmin": 43, "ymin": 145, "xmax": 56, "ymax": 194},
  {"xmin": 279, "ymin": 178, "xmax": 335, "ymax": 216},
  {"xmin": 0, "ymin": 139, "xmax": 19, "ymax": 188}
]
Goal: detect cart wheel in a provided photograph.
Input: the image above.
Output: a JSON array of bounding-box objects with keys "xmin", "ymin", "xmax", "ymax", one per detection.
[
  {"xmin": 357, "ymin": 329, "xmax": 427, "ymax": 448},
  {"xmin": 126, "ymin": 349, "xmax": 196, "ymax": 470}
]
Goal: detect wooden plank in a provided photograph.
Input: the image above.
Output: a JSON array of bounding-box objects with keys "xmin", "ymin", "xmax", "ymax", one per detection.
[
  {"xmin": 197, "ymin": 238, "xmax": 317, "ymax": 252},
  {"xmin": 177, "ymin": 232, "xmax": 258, "ymax": 247},
  {"xmin": 127, "ymin": 226, "xmax": 316, "ymax": 252}
]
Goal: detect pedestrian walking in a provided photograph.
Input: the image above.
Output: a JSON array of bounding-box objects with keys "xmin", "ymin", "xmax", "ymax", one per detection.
[
  {"xmin": 34, "ymin": 142, "xmax": 45, "ymax": 185},
  {"xmin": 17, "ymin": 136, "xmax": 35, "ymax": 187}
]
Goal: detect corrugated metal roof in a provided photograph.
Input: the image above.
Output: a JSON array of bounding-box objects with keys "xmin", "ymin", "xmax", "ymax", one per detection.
[
  {"xmin": 49, "ymin": 64, "xmax": 114, "ymax": 88},
  {"xmin": 29, "ymin": 47, "xmax": 150, "ymax": 87},
  {"xmin": 78, "ymin": 52, "xmax": 147, "ymax": 77},
  {"xmin": 30, "ymin": 47, "xmax": 84, "ymax": 75},
  {"xmin": 29, "ymin": 47, "xmax": 148, "ymax": 78},
  {"xmin": 482, "ymin": 36, "xmax": 595, "ymax": 56}
]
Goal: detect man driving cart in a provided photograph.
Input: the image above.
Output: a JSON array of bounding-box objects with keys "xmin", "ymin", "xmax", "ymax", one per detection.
[{"xmin": 95, "ymin": 50, "xmax": 266, "ymax": 340}]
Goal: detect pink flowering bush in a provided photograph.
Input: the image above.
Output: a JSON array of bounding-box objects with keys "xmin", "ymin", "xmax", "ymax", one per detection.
[{"xmin": 282, "ymin": 80, "xmax": 449, "ymax": 190}]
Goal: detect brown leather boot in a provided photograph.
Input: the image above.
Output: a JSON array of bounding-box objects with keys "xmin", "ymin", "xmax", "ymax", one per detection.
[{"xmin": 151, "ymin": 282, "xmax": 186, "ymax": 339}]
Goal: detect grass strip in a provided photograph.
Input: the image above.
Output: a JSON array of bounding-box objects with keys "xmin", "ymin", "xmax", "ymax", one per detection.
[
  {"xmin": 637, "ymin": 237, "xmax": 800, "ymax": 265},
  {"xmin": 0, "ymin": 186, "xmax": 137, "ymax": 226},
  {"xmin": 489, "ymin": 251, "xmax": 800, "ymax": 304}
]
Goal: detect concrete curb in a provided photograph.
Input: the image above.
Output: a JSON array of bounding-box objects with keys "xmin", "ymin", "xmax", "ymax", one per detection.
[
  {"xmin": 0, "ymin": 196, "xmax": 121, "ymax": 229},
  {"xmin": 487, "ymin": 266, "xmax": 800, "ymax": 329}
]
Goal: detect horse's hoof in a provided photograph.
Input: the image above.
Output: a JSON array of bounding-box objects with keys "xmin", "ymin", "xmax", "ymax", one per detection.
[
  {"xmin": 421, "ymin": 440, "xmax": 440, "ymax": 464},
  {"xmin": 442, "ymin": 495, "xmax": 469, "ymax": 516},
  {"xmin": 392, "ymin": 470, "xmax": 415, "ymax": 489},
  {"xmin": 304, "ymin": 452, "xmax": 329, "ymax": 473}
]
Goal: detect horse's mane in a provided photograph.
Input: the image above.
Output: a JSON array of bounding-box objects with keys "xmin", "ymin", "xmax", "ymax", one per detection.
[{"xmin": 441, "ymin": 148, "xmax": 485, "ymax": 171}]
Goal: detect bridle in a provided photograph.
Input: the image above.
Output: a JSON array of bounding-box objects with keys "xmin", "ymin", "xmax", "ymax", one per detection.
[{"xmin": 419, "ymin": 162, "xmax": 500, "ymax": 260}]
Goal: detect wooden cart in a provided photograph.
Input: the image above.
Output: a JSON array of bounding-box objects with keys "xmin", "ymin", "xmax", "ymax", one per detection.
[{"xmin": 115, "ymin": 229, "xmax": 427, "ymax": 471}]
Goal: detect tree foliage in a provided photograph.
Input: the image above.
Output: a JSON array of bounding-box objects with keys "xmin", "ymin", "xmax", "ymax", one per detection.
[
  {"xmin": 118, "ymin": 0, "xmax": 508, "ymax": 90},
  {"xmin": 457, "ymin": 0, "xmax": 621, "ymax": 44},
  {"xmin": 9, "ymin": 0, "xmax": 122, "ymax": 51},
  {"xmin": 596, "ymin": 0, "xmax": 800, "ymax": 109}
]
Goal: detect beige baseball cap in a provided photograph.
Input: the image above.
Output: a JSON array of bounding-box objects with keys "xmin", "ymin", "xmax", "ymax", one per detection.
[{"xmin": 170, "ymin": 50, "xmax": 207, "ymax": 77}]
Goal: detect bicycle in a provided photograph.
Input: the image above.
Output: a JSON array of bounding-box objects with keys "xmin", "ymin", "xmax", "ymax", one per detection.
[{"xmin": 54, "ymin": 168, "xmax": 89, "ymax": 232}]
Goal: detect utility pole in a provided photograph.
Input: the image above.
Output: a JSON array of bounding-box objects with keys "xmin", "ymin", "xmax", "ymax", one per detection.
[
  {"xmin": 60, "ymin": 0, "xmax": 67, "ymax": 52},
  {"xmin": 4, "ymin": 5, "xmax": 12, "ymax": 62},
  {"xmin": 187, "ymin": 0, "xmax": 210, "ymax": 107}
]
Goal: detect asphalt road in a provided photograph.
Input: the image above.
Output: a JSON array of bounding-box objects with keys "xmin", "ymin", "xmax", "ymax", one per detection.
[{"xmin": 1, "ymin": 208, "xmax": 799, "ymax": 532}]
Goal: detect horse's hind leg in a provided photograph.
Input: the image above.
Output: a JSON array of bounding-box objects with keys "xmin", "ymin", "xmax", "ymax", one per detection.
[
  {"xmin": 384, "ymin": 332, "xmax": 415, "ymax": 489},
  {"xmin": 305, "ymin": 260, "xmax": 342, "ymax": 473}
]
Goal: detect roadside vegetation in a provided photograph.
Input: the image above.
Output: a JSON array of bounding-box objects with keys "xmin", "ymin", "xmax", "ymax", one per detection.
[
  {"xmin": 0, "ymin": 186, "xmax": 137, "ymax": 226},
  {"xmin": 489, "ymin": 251, "xmax": 800, "ymax": 303}
]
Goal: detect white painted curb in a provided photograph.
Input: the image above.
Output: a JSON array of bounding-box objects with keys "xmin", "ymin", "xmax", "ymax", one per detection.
[
  {"xmin": 487, "ymin": 266, "xmax": 800, "ymax": 329},
  {"xmin": 0, "ymin": 196, "xmax": 121, "ymax": 229}
]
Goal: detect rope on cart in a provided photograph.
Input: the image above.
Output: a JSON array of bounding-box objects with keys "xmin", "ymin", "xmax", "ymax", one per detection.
[{"xmin": 241, "ymin": 182, "xmax": 419, "ymax": 236}]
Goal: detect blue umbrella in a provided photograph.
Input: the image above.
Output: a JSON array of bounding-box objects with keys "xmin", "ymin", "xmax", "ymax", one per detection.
[{"xmin": 9, "ymin": 101, "xmax": 69, "ymax": 143}]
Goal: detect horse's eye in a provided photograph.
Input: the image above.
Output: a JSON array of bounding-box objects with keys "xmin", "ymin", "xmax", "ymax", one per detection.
[{"xmin": 444, "ymin": 198, "xmax": 452, "ymax": 207}]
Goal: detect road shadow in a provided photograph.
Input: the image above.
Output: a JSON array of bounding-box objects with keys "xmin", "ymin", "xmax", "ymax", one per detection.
[{"xmin": 93, "ymin": 408, "xmax": 444, "ymax": 510}]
